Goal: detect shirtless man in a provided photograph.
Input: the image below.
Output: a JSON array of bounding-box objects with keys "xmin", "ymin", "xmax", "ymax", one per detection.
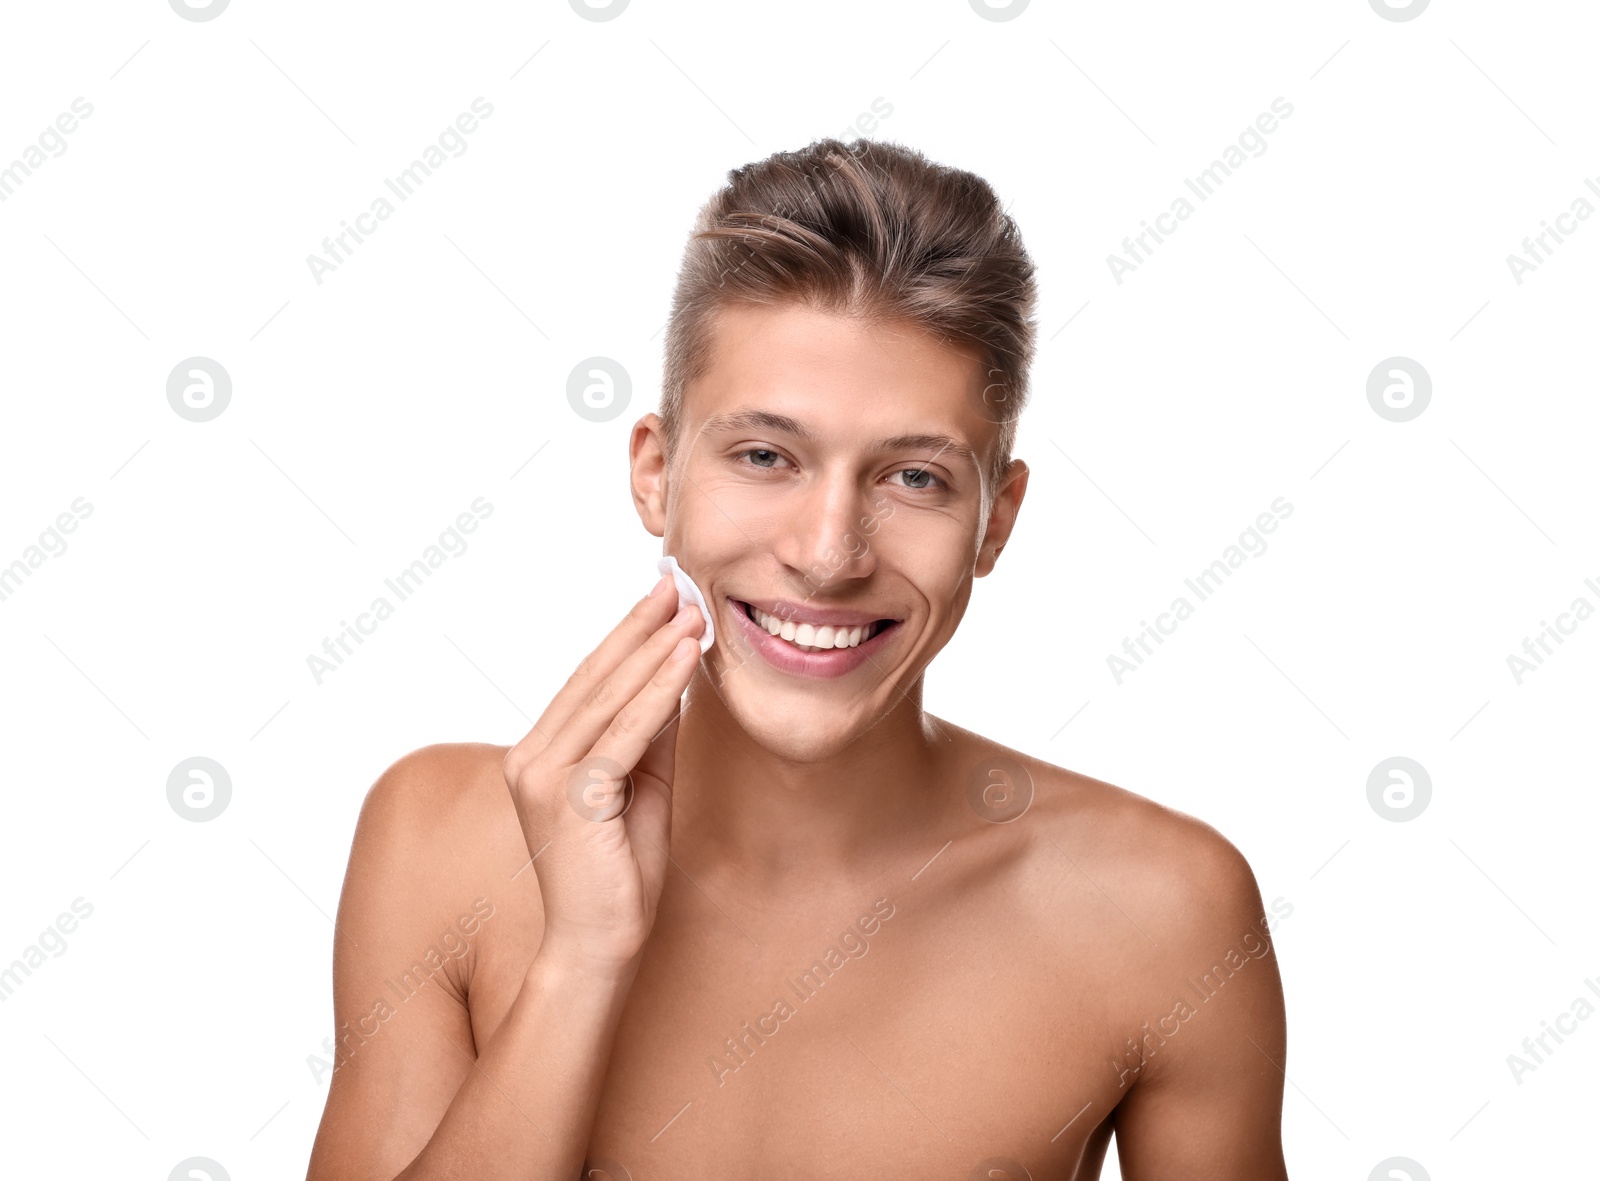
[{"xmin": 305, "ymin": 139, "xmax": 1289, "ymax": 1180}]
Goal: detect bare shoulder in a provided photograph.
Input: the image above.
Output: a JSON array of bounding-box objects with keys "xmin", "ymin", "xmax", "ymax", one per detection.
[
  {"xmin": 342, "ymin": 742, "xmax": 535, "ymax": 986},
  {"xmin": 1043, "ymin": 759, "xmax": 1263, "ymax": 927},
  {"xmin": 927, "ymin": 724, "xmax": 1288, "ymax": 1169},
  {"xmin": 355, "ymin": 740, "xmax": 516, "ymax": 854},
  {"xmin": 308, "ymin": 744, "xmax": 539, "ymax": 1176},
  {"xmin": 934, "ymin": 718, "xmax": 1273, "ymax": 952}
]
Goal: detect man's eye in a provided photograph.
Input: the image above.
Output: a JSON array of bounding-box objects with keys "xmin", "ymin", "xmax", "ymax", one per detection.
[
  {"xmin": 738, "ymin": 449, "xmax": 785, "ymax": 469},
  {"xmin": 891, "ymin": 467, "xmax": 944, "ymax": 491}
]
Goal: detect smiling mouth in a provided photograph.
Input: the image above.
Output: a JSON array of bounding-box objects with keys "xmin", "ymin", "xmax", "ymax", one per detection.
[{"xmin": 735, "ymin": 601, "xmax": 897, "ymax": 653}]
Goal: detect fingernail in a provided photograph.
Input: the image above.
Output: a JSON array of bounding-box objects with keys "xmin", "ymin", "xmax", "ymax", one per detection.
[{"xmin": 648, "ymin": 575, "xmax": 671, "ymax": 598}]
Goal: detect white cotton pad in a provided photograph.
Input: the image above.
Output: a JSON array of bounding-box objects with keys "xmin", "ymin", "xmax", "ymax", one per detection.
[{"xmin": 657, "ymin": 555, "xmax": 715, "ymax": 653}]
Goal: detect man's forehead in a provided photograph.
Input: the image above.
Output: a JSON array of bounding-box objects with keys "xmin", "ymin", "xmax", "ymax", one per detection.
[
  {"xmin": 702, "ymin": 301, "xmax": 978, "ymax": 366},
  {"xmin": 688, "ymin": 303, "xmax": 991, "ymax": 430}
]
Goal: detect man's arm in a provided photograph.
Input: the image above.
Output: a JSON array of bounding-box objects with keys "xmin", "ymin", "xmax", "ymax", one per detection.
[
  {"xmin": 1111, "ymin": 831, "xmax": 1290, "ymax": 1180},
  {"xmin": 305, "ymin": 581, "xmax": 703, "ymax": 1178},
  {"xmin": 303, "ymin": 744, "xmax": 636, "ymax": 1181}
]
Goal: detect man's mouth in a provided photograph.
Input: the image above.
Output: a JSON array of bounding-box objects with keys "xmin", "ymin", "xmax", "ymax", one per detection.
[{"xmin": 733, "ymin": 600, "xmax": 898, "ymax": 654}]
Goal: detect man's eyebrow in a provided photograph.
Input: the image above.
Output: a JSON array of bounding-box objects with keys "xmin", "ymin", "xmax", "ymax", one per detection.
[
  {"xmin": 699, "ymin": 410, "xmax": 979, "ymax": 470},
  {"xmin": 700, "ymin": 409, "xmax": 816, "ymax": 441},
  {"xmin": 874, "ymin": 433, "xmax": 979, "ymax": 470}
]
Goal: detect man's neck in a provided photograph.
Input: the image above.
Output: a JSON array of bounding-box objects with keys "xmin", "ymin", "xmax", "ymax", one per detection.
[{"xmin": 667, "ymin": 682, "xmax": 961, "ymax": 900}]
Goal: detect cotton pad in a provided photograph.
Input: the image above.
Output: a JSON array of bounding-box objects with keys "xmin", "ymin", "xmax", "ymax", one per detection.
[{"xmin": 657, "ymin": 555, "xmax": 715, "ymax": 653}]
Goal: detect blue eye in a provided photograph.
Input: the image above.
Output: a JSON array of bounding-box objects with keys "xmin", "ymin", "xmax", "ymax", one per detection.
[
  {"xmin": 737, "ymin": 449, "xmax": 786, "ymax": 469},
  {"xmin": 892, "ymin": 467, "xmax": 944, "ymax": 491}
]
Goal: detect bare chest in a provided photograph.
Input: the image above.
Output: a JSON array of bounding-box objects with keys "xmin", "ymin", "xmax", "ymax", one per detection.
[{"xmin": 575, "ymin": 878, "xmax": 1123, "ymax": 1180}]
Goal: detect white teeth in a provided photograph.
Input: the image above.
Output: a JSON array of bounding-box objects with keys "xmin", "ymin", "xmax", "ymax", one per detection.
[{"xmin": 747, "ymin": 604, "xmax": 872, "ymax": 651}]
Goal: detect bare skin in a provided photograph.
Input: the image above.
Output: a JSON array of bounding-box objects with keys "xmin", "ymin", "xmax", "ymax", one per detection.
[{"xmin": 306, "ymin": 304, "xmax": 1289, "ymax": 1180}]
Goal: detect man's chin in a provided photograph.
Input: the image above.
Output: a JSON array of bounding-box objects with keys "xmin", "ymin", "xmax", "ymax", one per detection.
[{"xmin": 726, "ymin": 701, "xmax": 877, "ymax": 766}]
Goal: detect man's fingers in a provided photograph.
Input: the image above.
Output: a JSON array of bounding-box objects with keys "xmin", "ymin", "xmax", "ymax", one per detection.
[
  {"xmin": 633, "ymin": 710, "xmax": 681, "ymax": 793},
  {"xmin": 539, "ymin": 610, "xmax": 702, "ymax": 771},
  {"xmin": 585, "ymin": 636, "xmax": 699, "ymax": 784},
  {"xmin": 623, "ymin": 770, "xmax": 674, "ymax": 899},
  {"xmin": 508, "ymin": 574, "xmax": 677, "ymax": 765}
]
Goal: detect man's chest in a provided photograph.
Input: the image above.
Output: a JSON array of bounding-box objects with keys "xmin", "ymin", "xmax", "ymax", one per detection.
[{"xmin": 577, "ymin": 882, "xmax": 1124, "ymax": 1179}]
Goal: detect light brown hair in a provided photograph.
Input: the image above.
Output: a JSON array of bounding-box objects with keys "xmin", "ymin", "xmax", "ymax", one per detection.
[{"xmin": 659, "ymin": 137, "xmax": 1038, "ymax": 502}]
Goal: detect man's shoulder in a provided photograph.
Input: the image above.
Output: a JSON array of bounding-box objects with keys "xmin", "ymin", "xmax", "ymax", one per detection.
[
  {"xmin": 940, "ymin": 721, "xmax": 1267, "ymax": 945},
  {"xmin": 353, "ymin": 741, "xmax": 526, "ymax": 887},
  {"xmin": 1043, "ymin": 759, "xmax": 1255, "ymax": 903},
  {"xmin": 362, "ymin": 741, "xmax": 511, "ymax": 816},
  {"xmin": 328, "ymin": 743, "xmax": 534, "ymax": 1068}
]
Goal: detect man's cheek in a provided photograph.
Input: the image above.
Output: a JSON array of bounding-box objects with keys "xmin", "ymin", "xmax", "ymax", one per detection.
[{"xmin": 858, "ymin": 498, "xmax": 895, "ymax": 535}]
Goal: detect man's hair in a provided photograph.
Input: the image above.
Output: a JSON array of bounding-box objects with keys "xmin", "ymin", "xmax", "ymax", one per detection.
[{"xmin": 659, "ymin": 137, "xmax": 1038, "ymax": 500}]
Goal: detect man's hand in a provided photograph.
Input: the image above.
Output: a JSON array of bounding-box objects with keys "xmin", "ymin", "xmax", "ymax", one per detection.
[
  {"xmin": 501, "ymin": 572, "xmax": 705, "ymax": 979},
  {"xmin": 306, "ymin": 573, "xmax": 707, "ymax": 1181}
]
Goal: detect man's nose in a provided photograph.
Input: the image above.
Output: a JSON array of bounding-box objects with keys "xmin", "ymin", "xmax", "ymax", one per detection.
[{"xmin": 772, "ymin": 474, "xmax": 877, "ymax": 587}]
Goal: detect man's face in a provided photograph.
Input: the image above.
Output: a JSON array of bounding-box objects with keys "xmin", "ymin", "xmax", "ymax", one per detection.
[{"xmin": 633, "ymin": 302, "xmax": 1026, "ymax": 763}]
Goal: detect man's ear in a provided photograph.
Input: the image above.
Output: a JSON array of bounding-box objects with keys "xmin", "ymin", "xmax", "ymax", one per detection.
[
  {"xmin": 975, "ymin": 458, "xmax": 1028, "ymax": 578},
  {"xmin": 630, "ymin": 413, "xmax": 670, "ymax": 538}
]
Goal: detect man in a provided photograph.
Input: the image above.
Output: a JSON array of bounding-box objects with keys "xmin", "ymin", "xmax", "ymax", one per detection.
[{"xmin": 306, "ymin": 138, "xmax": 1289, "ymax": 1180}]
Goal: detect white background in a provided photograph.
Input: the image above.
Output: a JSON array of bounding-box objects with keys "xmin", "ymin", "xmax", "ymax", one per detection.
[{"xmin": 1, "ymin": 0, "xmax": 1595, "ymax": 1177}]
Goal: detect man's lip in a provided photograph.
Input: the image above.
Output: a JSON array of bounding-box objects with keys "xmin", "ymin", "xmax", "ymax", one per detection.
[
  {"xmin": 731, "ymin": 597, "xmax": 900, "ymax": 629},
  {"xmin": 725, "ymin": 596, "xmax": 900, "ymax": 679}
]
